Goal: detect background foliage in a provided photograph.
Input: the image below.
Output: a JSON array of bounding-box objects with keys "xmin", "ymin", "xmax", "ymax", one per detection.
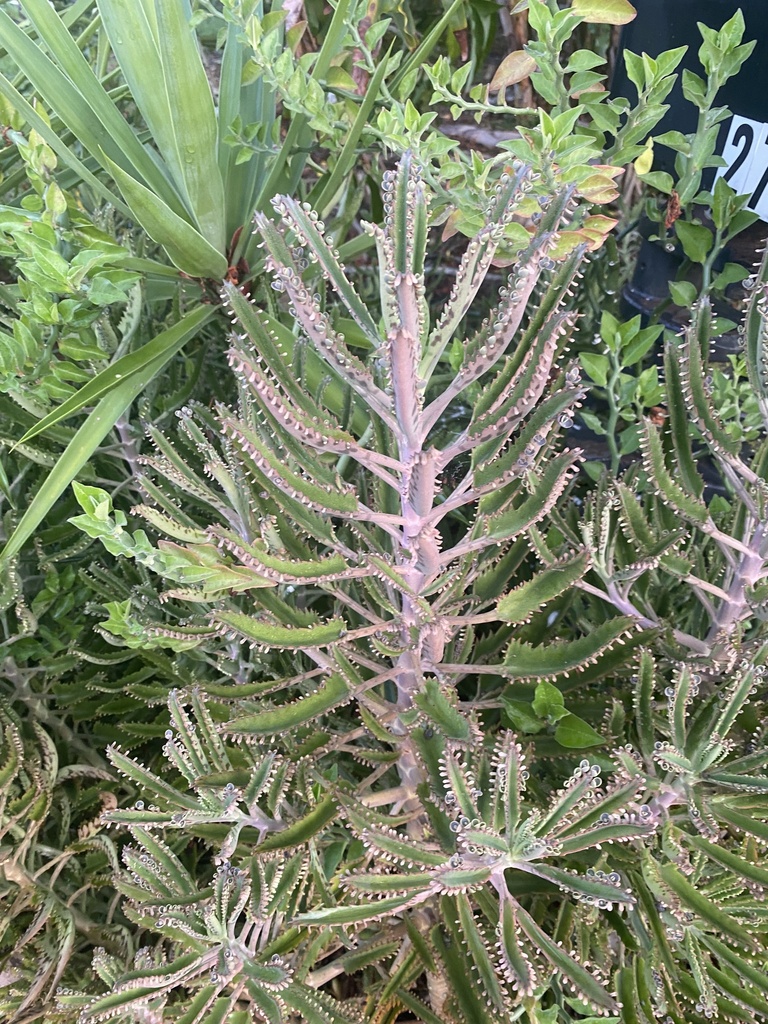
[{"xmin": 1, "ymin": 1, "xmax": 768, "ymax": 1023}]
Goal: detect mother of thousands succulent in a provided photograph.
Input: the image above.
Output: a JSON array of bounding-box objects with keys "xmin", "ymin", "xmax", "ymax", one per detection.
[{"xmin": 65, "ymin": 153, "xmax": 768, "ymax": 1024}]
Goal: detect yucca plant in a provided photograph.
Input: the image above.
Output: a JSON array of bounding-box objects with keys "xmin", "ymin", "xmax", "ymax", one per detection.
[{"xmin": 0, "ymin": 0, "xmax": 353, "ymax": 280}]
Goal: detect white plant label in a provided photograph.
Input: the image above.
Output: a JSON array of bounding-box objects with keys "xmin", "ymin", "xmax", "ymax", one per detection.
[{"xmin": 715, "ymin": 114, "xmax": 768, "ymax": 223}]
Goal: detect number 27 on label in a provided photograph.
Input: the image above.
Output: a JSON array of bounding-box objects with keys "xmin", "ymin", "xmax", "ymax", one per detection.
[{"xmin": 715, "ymin": 115, "xmax": 768, "ymax": 223}]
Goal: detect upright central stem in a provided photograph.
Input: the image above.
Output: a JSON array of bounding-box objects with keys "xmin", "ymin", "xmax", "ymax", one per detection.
[{"xmin": 388, "ymin": 262, "xmax": 438, "ymax": 814}]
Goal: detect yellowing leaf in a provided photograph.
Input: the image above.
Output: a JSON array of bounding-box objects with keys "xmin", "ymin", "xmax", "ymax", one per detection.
[
  {"xmin": 572, "ymin": 0, "xmax": 636, "ymax": 25},
  {"xmin": 547, "ymin": 216, "xmax": 618, "ymax": 258},
  {"xmin": 634, "ymin": 138, "xmax": 654, "ymax": 176},
  {"xmin": 514, "ymin": 196, "xmax": 542, "ymax": 217},
  {"xmin": 489, "ymin": 51, "xmax": 537, "ymax": 93},
  {"xmin": 580, "ymin": 214, "xmax": 619, "ymax": 251},
  {"xmin": 326, "ymin": 66, "xmax": 357, "ymax": 92},
  {"xmin": 592, "ymin": 164, "xmax": 624, "ymax": 179},
  {"xmin": 571, "ymin": 81, "xmax": 607, "ymax": 98},
  {"xmin": 576, "ymin": 167, "xmax": 624, "ymax": 204},
  {"xmin": 546, "ymin": 231, "xmax": 587, "ymax": 260}
]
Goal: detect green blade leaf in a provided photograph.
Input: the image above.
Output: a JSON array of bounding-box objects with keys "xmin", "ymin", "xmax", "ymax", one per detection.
[
  {"xmin": 690, "ymin": 835, "xmax": 768, "ymax": 889},
  {"xmin": 641, "ymin": 420, "xmax": 708, "ymax": 524},
  {"xmin": 214, "ymin": 612, "xmax": 347, "ymax": 651},
  {"xmin": 634, "ymin": 650, "xmax": 656, "ymax": 759},
  {"xmin": 453, "ymin": 892, "xmax": 508, "ymax": 1015},
  {"xmin": 219, "ymin": 24, "xmax": 274, "ymax": 240},
  {"xmin": 413, "ymin": 678, "xmax": 471, "ymax": 742},
  {"xmin": 521, "ymin": 862, "xmax": 633, "ymax": 908},
  {"xmin": 712, "ymin": 799, "xmax": 768, "ymax": 843},
  {"xmin": 700, "ymin": 932, "xmax": 768, "ymax": 1000},
  {"xmin": 343, "ymin": 872, "xmax": 433, "ymax": 895},
  {"xmin": 347, "ymin": 827, "xmax": 446, "ymax": 868},
  {"xmin": 744, "ymin": 239, "xmax": 768, "ymax": 423},
  {"xmin": 95, "ymin": 0, "xmax": 182, "ymax": 182},
  {"xmin": 0, "ymin": 305, "xmax": 215, "ymax": 563},
  {"xmin": 281, "ymin": 983, "xmax": 358, "ymax": 1024},
  {"xmin": 104, "ymin": 155, "xmax": 227, "ymax": 278},
  {"xmin": 153, "ymin": 0, "xmax": 226, "ymax": 248},
  {"xmin": 435, "ymin": 899, "xmax": 501, "ymax": 1024},
  {"xmin": 105, "ymin": 750, "xmax": 199, "ymax": 811},
  {"xmin": 557, "ymin": 818, "xmax": 656, "ymax": 855},
  {"xmin": 0, "ymin": 70, "xmax": 128, "ymax": 214},
  {"xmin": 485, "ymin": 452, "xmax": 582, "ymax": 542},
  {"xmin": 14, "ymin": 302, "xmax": 217, "ymax": 444},
  {"xmin": 499, "ymin": 898, "xmax": 537, "ymax": 995},
  {"xmin": 8, "ymin": 0, "xmax": 182, "ymax": 210},
  {"xmin": 395, "ymin": 990, "xmax": 450, "ymax": 1024}
]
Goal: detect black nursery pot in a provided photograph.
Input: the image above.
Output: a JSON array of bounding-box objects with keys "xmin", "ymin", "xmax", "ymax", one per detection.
[{"xmin": 615, "ymin": 0, "xmax": 768, "ymax": 352}]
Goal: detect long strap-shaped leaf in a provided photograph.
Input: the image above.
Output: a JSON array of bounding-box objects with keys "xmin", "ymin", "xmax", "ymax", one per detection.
[
  {"xmin": 14, "ymin": 305, "xmax": 212, "ymax": 444},
  {"xmin": 502, "ymin": 616, "xmax": 636, "ymax": 680},
  {"xmin": 9, "ymin": 0, "xmax": 228, "ymax": 275},
  {"xmin": 99, "ymin": 0, "xmax": 226, "ymax": 250},
  {"xmin": 219, "ymin": 20, "xmax": 273, "ymax": 243},
  {"xmin": 105, "ymin": 155, "xmax": 227, "ymax": 278},
  {"xmin": 309, "ymin": 47, "xmax": 392, "ymax": 216},
  {"xmin": 0, "ymin": 304, "xmax": 215, "ymax": 562},
  {"xmin": 389, "ymin": 0, "xmax": 464, "ymax": 92},
  {"xmin": 8, "ymin": 0, "xmax": 183, "ymax": 213}
]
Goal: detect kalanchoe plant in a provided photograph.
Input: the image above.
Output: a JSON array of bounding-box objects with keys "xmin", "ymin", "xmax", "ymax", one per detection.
[
  {"xmin": 0, "ymin": 698, "xmax": 121, "ymax": 1024},
  {"xmin": 301, "ymin": 733, "xmax": 657, "ymax": 1018},
  {"xmin": 611, "ymin": 647, "xmax": 768, "ymax": 1024},
  {"xmin": 66, "ymin": 153, "xmax": 654, "ymax": 1019},
  {"xmin": 78, "ymin": 687, "xmax": 660, "ymax": 1024},
  {"xmin": 72, "ymin": 154, "xmax": 639, "ymax": 721},
  {"xmin": 67, "ymin": 151, "xmax": 768, "ymax": 1024},
  {"xmin": 569, "ymin": 246, "xmax": 768, "ymax": 669},
  {"xmin": 66, "ymin": 690, "xmax": 340, "ymax": 1024}
]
